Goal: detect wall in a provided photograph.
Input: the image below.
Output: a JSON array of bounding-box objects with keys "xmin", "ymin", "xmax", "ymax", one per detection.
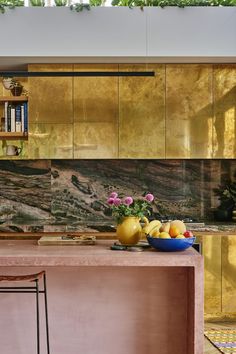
[
  {"xmin": 0, "ymin": 159, "xmax": 235, "ymax": 232},
  {"xmin": 0, "ymin": 8, "xmax": 235, "ymax": 67}
]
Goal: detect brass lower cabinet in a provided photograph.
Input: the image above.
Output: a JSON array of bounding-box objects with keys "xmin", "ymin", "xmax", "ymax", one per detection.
[
  {"xmin": 222, "ymin": 236, "xmax": 236, "ymax": 315},
  {"xmin": 197, "ymin": 233, "xmax": 236, "ymax": 320}
]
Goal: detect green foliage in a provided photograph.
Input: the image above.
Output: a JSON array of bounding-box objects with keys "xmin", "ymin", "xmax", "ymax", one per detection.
[
  {"xmin": 89, "ymin": 0, "xmax": 105, "ymax": 5},
  {"xmin": 111, "ymin": 200, "xmax": 152, "ymax": 224},
  {"xmin": 70, "ymin": 2, "xmax": 90, "ymax": 11},
  {"xmin": 214, "ymin": 181, "xmax": 236, "ymax": 209},
  {"xmin": 112, "ymin": 0, "xmax": 236, "ymax": 6},
  {"xmin": 54, "ymin": 0, "xmax": 67, "ymax": 5},
  {"xmin": 30, "ymin": 0, "xmax": 45, "ymax": 5},
  {"xmin": 107, "ymin": 192, "xmax": 155, "ymax": 224},
  {"xmin": 0, "ymin": 0, "xmax": 23, "ymax": 13}
]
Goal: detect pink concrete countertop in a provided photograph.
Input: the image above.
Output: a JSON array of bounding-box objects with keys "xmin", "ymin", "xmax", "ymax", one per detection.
[{"xmin": 0, "ymin": 240, "xmax": 202, "ymax": 267}]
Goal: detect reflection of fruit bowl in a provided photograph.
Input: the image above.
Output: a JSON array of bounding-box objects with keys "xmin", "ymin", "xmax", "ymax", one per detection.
[{"xmin": 146, "ymin": 236, "xmax": 195, "ymax": 252}]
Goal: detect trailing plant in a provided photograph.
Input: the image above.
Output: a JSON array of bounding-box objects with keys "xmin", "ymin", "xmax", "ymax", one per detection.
[
  {"xmin": 30, "ymin": 0, "xmax": 45, "ymax": 5},
  {"xmin": 54, "ymin": 0, "xmax": 67, "ymax": 5},
  {"xmin": 112, "ymin": 0, "xmax": 236, "ymax": 6},
  {"xmin": 89, "ymin": 0, "xmax": 106, "ymax": 6},
  {"xmin": 0, "ymin": 0, "xmax": 23, "ymax": 13},
  {"xmin": 70, "ymin": 2, "xmax": 90, "ymax": 11}
]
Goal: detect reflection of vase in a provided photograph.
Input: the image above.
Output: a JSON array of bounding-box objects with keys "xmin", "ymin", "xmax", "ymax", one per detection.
[{"xmin": 116, "ymin": 217, "xmax": 142, "ymax": 245}]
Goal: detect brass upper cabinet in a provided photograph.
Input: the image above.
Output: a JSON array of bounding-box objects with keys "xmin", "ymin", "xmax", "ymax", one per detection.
[
  {"xmin": 28, "ymin": 64, "xmax": 73, "ymax": 159},
  {"xmin": 73, "ymin": 64, "xmax": 119, "ymax": 158},
  {"xmin": 166, "ymin": 65, "xmax": 213, "ymax": 158},
  {"xmin": 213, "ymin": 65, "xmax": 236, "ymax": 158},
  {"xmin": 119, "ymin": 64, "xmax": 165, "ymax": 158}
]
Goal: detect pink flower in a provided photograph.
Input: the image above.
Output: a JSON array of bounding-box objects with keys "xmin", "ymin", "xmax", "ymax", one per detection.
[
  {"xmin": 145, "ymin": 193, "xmax": 154, "ymax": 202},
  {"xmin": 124, "ymin": 196, "xmax": 133, "ymax": 206},
  {"xmin": 113, "ymin": 198, "xmax": 121, "ymax": 206},
  {"xmin": 107, "ymin": 198, "xmax": 115, "ymax": 205},
  {"xmin": 110, "ymin": 192, "xmax": 118, "ymax": 199}
]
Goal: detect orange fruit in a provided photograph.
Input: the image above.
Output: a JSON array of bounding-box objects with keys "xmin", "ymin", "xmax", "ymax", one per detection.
[{"xmin": 169, "ymin": 226, "xmax": 180, "ymax": 238}]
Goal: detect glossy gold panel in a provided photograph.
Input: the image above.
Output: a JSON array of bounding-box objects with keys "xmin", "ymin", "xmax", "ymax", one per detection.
[
  {"xmin": 28, "ymin": 64, "xmax": 73, "ymax": 124},
  {"xmin": 119, "ymin": 64, "xmax": 165, "ymax": 158},
  {"xmin": 74, "ymin": 64, "xmax": 118, "ymax": 123},
  {"xmin": 213, "ymin": 65, "xmax": 236, "ymax": 158},
  {"xmin": 198, "ymin": 235, "xmax": 222, "ymax": 314},
  {"xmin": 28, "ymin": 123, "xmax": 73, "ymax": 159},
  {"xmin": 74, "ymin": 122, "xmax": 118, "ymax": 158},
  {"xmin": 166, "ymin": 64, "xmax": 213, "ymax": 158},
  {"xmin": 222, "ymin": 236, "xmax": 236, "ymax": 314}
]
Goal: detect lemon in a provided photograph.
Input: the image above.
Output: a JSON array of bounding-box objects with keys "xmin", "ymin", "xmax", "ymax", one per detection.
[
  {"xmin": 175, "ymin": 234, "xmax": 185, "ymax": 239},
  {"xmin": 159, "ymin": 232, "xmax": 171, "ymax": 239}
]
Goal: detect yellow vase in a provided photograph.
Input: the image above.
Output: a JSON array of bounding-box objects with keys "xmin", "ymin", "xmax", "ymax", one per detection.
[{"xmin": 116, "ymin": 216, "xmax": 142, "ymax": 245}]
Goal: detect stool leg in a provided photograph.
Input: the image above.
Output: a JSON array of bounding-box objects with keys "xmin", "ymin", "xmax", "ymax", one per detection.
[
  {"xmin": 43, "ymin": 273, "xmax": 50, "ymax": 354},
  {"xmin": 36, "ymin": 279, "xmax": 40, "ymax": 354}
]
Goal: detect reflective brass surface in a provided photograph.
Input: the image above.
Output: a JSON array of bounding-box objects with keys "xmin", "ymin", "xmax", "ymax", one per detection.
[
  {"xmin": 73, "ymin": 122, "xmax": 118, "ymax": 158},
  {"xmin": 28, "ymin": 64, "xmax": 73, "ymax": 158},
  {"xmin": 73, "ymin": 64, "xmax": 118, "ymax": 158},
  {"xmin": 28, "ymin": 123, "xmax": 73, "ymax": 159},
  {"xmin": 166, "ymin": 64, "xmax": 213, "ymax": 158},
  {"xmin": 1, "ymin": 63, "xmax": 234, "ymax": 160},
  {"xmin": 73, "ymin": 64, "xmax": 118, "ymax": 123},
  {"xmin": 222, "ymin": 236, "xmax": 236, "ymax": 314},
  {"xmin": 28, "ymin": 64, "xmax": 73, "ymax": 124},
  {"xmin": 213, "ymin": 64, "xmax": 236, "ymax": 158},
  {"xmin": 197, "ymin": 234, "xmax": 236, "ymax": 319},
  {"xmin": 196, "ymin": 234, "xmax": 222, "ymax": 314},
  {"xmin": 119, "ymin": 64, "xmax": 165, "ymax": 158}
]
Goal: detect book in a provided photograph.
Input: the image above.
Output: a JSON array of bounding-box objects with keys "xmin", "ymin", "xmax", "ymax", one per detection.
[
  {"xmin": 21, "ymin": 104, "xmax": 24, "ymax": 132},
  {"xmin": 23, "ymin": 102, "xmax": 28, "ymax": 132},
  {"xmin": 4, "ymin": 102, "xmax": 8, "ymax": 132},
  {"xmin": 10, "ymin": 106, "xmax": 16, "ymax": 132},
  {"xmin": 15, "ymin": 105, "xmax": 22, "ymax": 133},
  {"xmin": 7, "ymin": 104, "xmax": 11, "ymax": 132}
]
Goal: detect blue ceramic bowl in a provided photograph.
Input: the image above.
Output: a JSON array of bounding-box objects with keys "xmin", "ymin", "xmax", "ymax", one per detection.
[{"xmin": 146, "ymin": 236, "xmax": 195, "ymax": 252}]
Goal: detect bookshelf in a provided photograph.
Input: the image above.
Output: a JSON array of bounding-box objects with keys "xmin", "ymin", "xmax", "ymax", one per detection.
[
  {"xmin": 0, "ymin": 96, "xmax": 28, "ymax": 103},
  {"xmin": 0, "ymin": 96, "xmax": 28, "ymax": 140},
  {"xmin": 0, "ymin": 132, "xmax": 28, "ymax": 140}
]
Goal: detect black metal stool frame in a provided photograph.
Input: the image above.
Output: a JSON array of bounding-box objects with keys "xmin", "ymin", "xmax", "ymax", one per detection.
[{"xmin": 0, "ymin": 272, "xmax": 50, "ymax": 354}]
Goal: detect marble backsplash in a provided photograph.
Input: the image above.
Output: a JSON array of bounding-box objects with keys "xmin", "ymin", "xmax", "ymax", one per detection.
[{"xmin": 0, "ymin": 159, "xmax": 235, "ymax": 232}]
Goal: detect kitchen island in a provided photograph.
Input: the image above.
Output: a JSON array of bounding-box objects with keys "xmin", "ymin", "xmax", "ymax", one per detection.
[{"xmin": 0, "ymin": 240, "xmax": 203, "ymax": 354}]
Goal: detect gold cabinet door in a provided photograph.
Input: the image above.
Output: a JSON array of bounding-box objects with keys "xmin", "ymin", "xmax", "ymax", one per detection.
[
  {"xmin": 28, "ymin": 64, "xmax": 73, "ymax": 159},
  {"xmin": 119, "ymin": 64, "xmax": 165, "ymax": 158},
  {"xmin": 73, "ymin": 64, "xmax": 119, "ymax": 158},
  {"xmin": 222, "ymin": 235, "xmax": 236, "ymax": 314},
  {"xmin": 166, "ymin": 64, "xmax": 213, "ymax": 158},
  {"xmin": 196, "ymin": 234, "xmax": 222, "ymax": 316},
  {"xmin": 213, "ymin": 64, "xmax": 236, "ymax": 158}
]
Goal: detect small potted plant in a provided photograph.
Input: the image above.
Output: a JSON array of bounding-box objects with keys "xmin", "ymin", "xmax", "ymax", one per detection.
[
  {"xmin": 213, "ymin": 181, "xmax": 236, "ymax": 221},
  {"xmin": 11, "ymin": 81, "xmax": 23, "ymax": 96}
]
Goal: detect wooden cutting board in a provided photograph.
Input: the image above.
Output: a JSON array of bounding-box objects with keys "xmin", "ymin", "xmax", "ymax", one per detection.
[{"xmin": 38, "ymin": 235, "xmax": 96, "ymax": 246}]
